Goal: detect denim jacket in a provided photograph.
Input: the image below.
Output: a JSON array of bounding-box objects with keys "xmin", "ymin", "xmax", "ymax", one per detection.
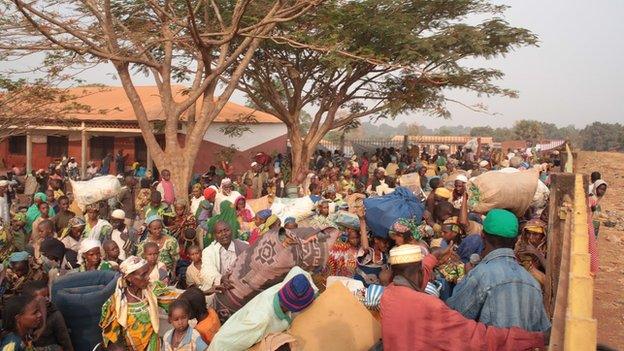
[{"xmin": 446, "ymin": 248, "xmax": 551, "ymax": 332}]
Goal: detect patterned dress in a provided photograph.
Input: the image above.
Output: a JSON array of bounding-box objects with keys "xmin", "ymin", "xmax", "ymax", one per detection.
[
  {"xmin": 100, "ymin": 281, "xmax": 176, "ymax": 351},
  {"xmin": 136, "ymin": 234, "xmax": 180, "ymax": 271},
  {"xmin": 324, "ymin": 241, "xmax": 359, "ymax": 277}
]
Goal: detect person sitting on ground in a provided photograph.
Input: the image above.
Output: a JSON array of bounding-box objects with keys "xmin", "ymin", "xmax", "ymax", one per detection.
[
  {"xmin": 77, "ymin": 239, "xmax": 113, "ymax": 272},
  {"xmin": 0, "ymin": 293, "xmax": 44, "ymax": 350},
  {"xmin": 323, "ymin": 220, "xmax": 361, "ymax": 278},
  {"xmin": 102, "ymin": 240, "xmax": 123, "ymax": 271},
  {"xmin": 60, "ymin": 217, "xmax": 85, "ymax": 267},
  {"xmin": 34, "ymin": 219, "xmax": 55, "ymax": 245},
  {"xmin": 3, "ymin": 251, "xmax": 47, "ymax": 299},
  {"xmin": 23, "ymin": 280, "xmax": 74, "ymax": 351},
  {"xmin": 100, "ymin": 256, "xmax": 178, "ymax": 351},
  {"xmin": 515, "ymin": 218, "xmax": 548, "ymax": 287},
  {"xmin": 110, "ymin": 209, "xmax": 135, "ymax": 261},
  {"xmin": 283, "ymin": 217, "xmax": 298, "ymax": 230},
  {"xmin": 137, "ymin": 215, "xmax": 180, "ymax": 272},
  {"xmin": 447, "ymin": 209, "xmax": 551, "ymax": 332},
  {"xmin": 177, "ymin": 287, "xmax": 221, "ymax": 345},
  {"xmin": 450, "ymin": 175, "xmax": 468, "ymax": 209},
  {"xmin": 201, "ymin": 201, "xmax": 240, "ymax": 248},
  {"xmin": 162, "ymin": 299, "xmax": 208, "ymax": 351},
  {"xmin": 84, "ymin": 202, "xmax": 113, "ymax": 242},
  {"xmin": 380, "ymin": 244, "xmax": 547, "ymax": 351},
  {"xmin": 184, "ymin": 245, "xmax": 204, "ymax": 289},
  {"xmin": 208, "ymin": 268, "xmax": 317, "ymax": 351},
  {"xmin": 213, "ymin": 178, "xmax": 242, "ymax": 216},
  {"xmin": 52, "ymin": 195, "xmax": 75, "ymax": 234},
  {"xmin": 309, "ymin": 200, "xmax": 337, "ymax": 229},
  {"xmin": 200, "ymin": 220, "xmax": 249, "ymax": 293},
  {"xmin": 143, "ymin": 241, "xmax": 169, "ymax": 285},
  {"xmin": 40, "ymin": 237, "xmax": 71, "ymax": 283},
  {"xmin": 11, "ymin": 213, "xmax": 29, "ymax": 252}
]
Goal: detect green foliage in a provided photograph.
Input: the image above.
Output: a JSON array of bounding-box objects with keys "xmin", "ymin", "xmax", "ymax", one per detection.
[
  {"xmin": 579, "ymin": 122, "xmax": 624, "ymax": 151},
  {"xmin": 513, "ymin": 119, "xmax": 544, "ymax": 142},
  {"xmin": 218, "ymin": 115, "xmax": 259, "ymax": 138}
]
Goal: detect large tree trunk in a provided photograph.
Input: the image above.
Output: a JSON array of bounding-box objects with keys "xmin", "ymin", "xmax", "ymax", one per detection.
[{"xmin": 290, "ymin": 136, "xmax": 313, "ymax": 185}]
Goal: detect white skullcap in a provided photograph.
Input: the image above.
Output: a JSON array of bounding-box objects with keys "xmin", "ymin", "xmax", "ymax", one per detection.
[
  {"xmin": 456, "ymin": 175, "xmax": 468, "ymax": 183},
  {"xmin": 111, "ymin": 209, "xmax": 126, "ymax": 220}
]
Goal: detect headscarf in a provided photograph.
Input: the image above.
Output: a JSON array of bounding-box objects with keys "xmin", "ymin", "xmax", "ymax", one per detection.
[
  {"xmin": 590, "ymin": 179, "xmax": 607, "ymax": 197},
  {"xmin": 235, "ymin": 196, "xmax": 254, "ymax": 222},
  {"xmin": 26, "ymin": 192, "xmax": 55, "ymax": 232},
  {"xmin": 259, "ymin": 214, "xmax": 280, "ymax": 234},
  {"xmin": 203, "ymin": 187, "xmax": 216, "ymax": 202},
  {"xmin": 192, "ymin": 183, "xmax": 203, "ymax": 193},
  {"xmin": 78, "ymin": 239, "xmax": 102, "ymax": 265},
  {"xmin": 257, "ymin": 209, "xmax": 272, "ymax": 220},
  {"xmin": 12, "ymin": 212, "xmax": 27, "ymax": 223},
  {"xmin": 114, "ymin": 256, "xmax": 160, "ymax": 333},
  {"xmin": 203, "ymin": 200, "xmax": 240, "ymax": 246},
  {"xmin": 523, "ymin": 218, "xmax": 546, "ymax": 234},
  {"xmin": 9, "ymin": 251, "xmax": 30, "ymax": 263},
  {"xmin": 391, "ymin": 218, "xmax": 422, "ymax": 241},
  {"xmin": 60, "ymin": 216, "xmax": 86, "ymax": 238},
  {"xmin": 145, "ymin": 215, "xmax": 163, "ymax": 227}
]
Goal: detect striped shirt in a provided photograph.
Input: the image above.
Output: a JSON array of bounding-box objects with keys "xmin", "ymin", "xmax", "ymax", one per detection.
[{"xmin": 447, "ymin": 248, "xmax": 551, "ymax": 332}]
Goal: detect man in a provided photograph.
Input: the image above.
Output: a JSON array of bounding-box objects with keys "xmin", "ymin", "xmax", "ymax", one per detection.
[
  {"xmin": 242, "ymin": 162, "xmax": 268, "ymax": 199},
  {"xmin": 447, "ymin": 209, "xmax": 551, "ymax": 332},
  {"xmin": 208, "ymin": 268, "xmax": 316, "ymax": 351},
  {"xmin": 200, "ymin": 220, "xmax": 249, "ymax": 292},
  {"xmin": 52, "ymin": 195, "xmax": 75, "ymax": 234},
  {"xmin": 48, "ymin": 178, "xmax": 64, "ymax": 200},
  {"xmin": 101, "ymin": 152, "xmax": 112, "ymax": 175},
  {"xmin": 381, "ymin": 244, "xmax": 546, "ymax": 351},
  {"xmin": 117, "ymin": 175, "xmax": 137, "ymax": 228},
  {"xmin": 156, "ymin": 169, "xmax": 175, "ymax": 205},
  {"xmin": 0, "ymin": 180, "xmax": 9, "ymax": 225},
  {"xmin": 109, "ymin": 209, "xmax": 135, "ymax": 260},
  {"xmin": 114, "ymin": 149, "xmax": 127, "ymax": 175}
]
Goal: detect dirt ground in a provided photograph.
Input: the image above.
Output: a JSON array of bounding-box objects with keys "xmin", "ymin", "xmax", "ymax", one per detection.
[{"xmin": 577, "ymin": 151, "xmax": 624, "ymax": 349}]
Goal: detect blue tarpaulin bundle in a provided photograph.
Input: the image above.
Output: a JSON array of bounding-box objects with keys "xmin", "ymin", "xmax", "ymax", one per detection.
[
  {"xmin": 363, "ymin": 187, "xmax": 425, "ymax": 238},
  {"xmin": 52, "ymin": 270, "xmax": 119, "ymax": 351}
]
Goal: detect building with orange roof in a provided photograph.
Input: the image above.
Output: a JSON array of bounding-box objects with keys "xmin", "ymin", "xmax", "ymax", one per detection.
[{"xmin": 0, "ymin": 86, "xmax": 287, "ymax": 175}]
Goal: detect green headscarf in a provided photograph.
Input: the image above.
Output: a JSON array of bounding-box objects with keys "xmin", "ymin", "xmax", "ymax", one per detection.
[
  {"xmin": 203, "ymin": 200, "xmax": 240, "ymax": 247},
  {"xmin": 25, "ymin": 192, "xmax": 55, "ymax": 233}
]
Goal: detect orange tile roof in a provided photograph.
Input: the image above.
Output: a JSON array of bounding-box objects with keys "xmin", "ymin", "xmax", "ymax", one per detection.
[{"xmin": 65, "ymin": 85, "xmax": 282, "ymax": 123}]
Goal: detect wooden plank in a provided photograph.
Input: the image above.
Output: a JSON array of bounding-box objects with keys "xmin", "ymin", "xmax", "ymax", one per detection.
[{"xmin": 544, "ymin": 173, "xmax": 576, "ymax": 317}]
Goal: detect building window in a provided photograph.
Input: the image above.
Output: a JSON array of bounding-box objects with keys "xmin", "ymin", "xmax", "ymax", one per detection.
[
  {"xmin": 8, "ymin": 135, "xmax": 26, "ymax": 155},
  {"xmin": 47, "ymin": 136, "xmax": 69, "ymax": 158},
  {"xmin": 90, "ymin": 136, "xmax": 115, "ymax": 160}
]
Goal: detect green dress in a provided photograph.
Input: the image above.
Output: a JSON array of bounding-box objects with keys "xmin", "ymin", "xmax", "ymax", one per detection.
[{"xmin": 136, "ymin": 234, "xmax": 180, "ymax": 271}]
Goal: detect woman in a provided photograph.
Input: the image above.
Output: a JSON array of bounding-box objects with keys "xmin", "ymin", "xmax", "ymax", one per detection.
[
  {"xmin": 0, "ymin": 294, "xmax": 43, "ymax": 350},
  {"xmin": 189, "ymin": 184, "xmax": 204, "ymax": 216},
  {"xmin": 234, "ymin": 196, "xmax": 254, "ymax": 227},
  {"xmin": 168, "ymin": 200, "xmax": 197, "ymax": 240},
  {"xmin": 78, "ymin": 239, "xmax": 113, "ymax": 271},
  {"xmin": 84, "ymin": 203, "xmax": 113, "ymax": 242},
  {"xmin": 136, "ymin": 216, "xmax": 179, "ymax": 272},
  {"xmin": 196, "ymin": 187, "xmax": 216, "ymax": 223},
  {"xmin": 515, "ymin": 218, "xmax": 547, "ymax": 287},
  {"xmin": 323, "ymin": 222, "xmax": 361, "ymax": 278},
  {"xmin": 201, "ymin": 201, "xmax": 240, "ymax": 247},
  {"xmin": 100, "ymin": 256, "xmax": 177, "ymax": 351},
  {"xmin": 354, "ymin": 210, "xmax": 390, "ymax": 287},
  {"xmin": 388, "ymin": 218, "xmax": 423, "ymax": 247},
  {"xmin": 213, "ymin": 179, "xmax": 242, "ymax": 216},
  {"xmin": 25, "ymin": 192, "xmax": 55, "ymax": 234},
  {"xmin": 589, "ymin": 179, "xmax": 607, "ymax": 238}
]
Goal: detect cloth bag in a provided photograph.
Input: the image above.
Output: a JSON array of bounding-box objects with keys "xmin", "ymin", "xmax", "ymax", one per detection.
[
  {"xmin": 467, "ymin": 169, "xmax": 539, "ymax": 216},
  {"xmin": 363, "ymin": 187, "xmax": 425, "ymax": 238},
  {"xmin": 70, "ymin": 175, "xmax": 121, "ymax": 211}
]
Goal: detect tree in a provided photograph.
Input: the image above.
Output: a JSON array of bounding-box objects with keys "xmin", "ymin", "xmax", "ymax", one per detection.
[
  {"xmin": 579, "ymin": 122, "xmax": 624, "ymax": 151},
  {"xmin": 513, "ymin": 119, "xmax": 544, "ymax": 142},
  {"xmin": 2, "ymin": 0, "xmax": 320, "ymax": 195},
  {"xmin": 236, "ymin": 0, "xmax": 537, "ymax": 179},
  {"xmin": 470, "ymin": 126, "xmax": 494, "ymax": 137},
  {"xmin": 0, "ymin": 76, "xmax": 91, "ymax": 140}
]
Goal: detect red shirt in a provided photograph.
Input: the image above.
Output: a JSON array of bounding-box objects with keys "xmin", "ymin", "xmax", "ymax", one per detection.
[{"xmin": 381, "ymin": 284, "xmax": 545, "ymax": 351}]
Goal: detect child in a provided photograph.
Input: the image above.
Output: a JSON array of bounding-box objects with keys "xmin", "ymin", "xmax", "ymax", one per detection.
[
  {"xmin": 23, "ymin": 280, "xmax": 73, "ymax": 351},
  {"xmin": 102, "ymin": 240, "xmax": 122, "ymax": 271},
  {"xmin": 162, "ymin": 299, "xmax": 208, "ymax": 351},
  {"xmin": 184, "ymin": 245, "xmax": 203, "ymax": 289},
  {"xmin": 178, "ymin": 287, "xmax": 221, "ymax": 345},
  {"xmin": 144, "ymin": 241, "xmax": 169, "ymax": 284},
  {"xmin": 11, "ymin": 212, "xmax": 28, "ymax": 252}
]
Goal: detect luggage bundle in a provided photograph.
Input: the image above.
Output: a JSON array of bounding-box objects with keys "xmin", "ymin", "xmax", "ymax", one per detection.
[{"xmin": 467, "ymin": 169, "xmax": 539, "ymax": 216}]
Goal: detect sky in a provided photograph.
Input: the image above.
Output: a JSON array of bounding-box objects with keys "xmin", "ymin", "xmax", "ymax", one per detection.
[{"xmin": 2, "ymin": 0, "xmax": 623, "ymax": 129}]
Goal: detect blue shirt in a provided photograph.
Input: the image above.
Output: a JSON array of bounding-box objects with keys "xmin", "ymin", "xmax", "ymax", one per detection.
[{"xmin": 446, "ymin": 248, "xmax": 551, "ymax": 332}]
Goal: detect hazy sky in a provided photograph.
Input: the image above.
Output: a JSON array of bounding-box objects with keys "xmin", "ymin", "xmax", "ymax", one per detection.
[{"xmin": 3, "ymin": 0, "xmax": 623, "ymax": 129}]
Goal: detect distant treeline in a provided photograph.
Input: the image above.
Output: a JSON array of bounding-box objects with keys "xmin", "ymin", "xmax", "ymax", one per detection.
[{"xmin": 339, "ymin": 120, "xmax": 623, "ymax": 151}]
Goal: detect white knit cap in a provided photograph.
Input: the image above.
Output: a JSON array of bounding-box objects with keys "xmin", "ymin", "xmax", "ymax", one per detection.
[
  {"xmin": 456, "ymin": 175, "xmax": 469, "ymax": 183},
  {"xmin": 111, "ymin": 209, "xmax": 126, "ymax": 220}
]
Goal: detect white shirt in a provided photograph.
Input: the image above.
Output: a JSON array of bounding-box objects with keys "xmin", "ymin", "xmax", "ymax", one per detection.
[
  {"xmin": 190, "ymin": 195, "xmax": 204, "ymax": 215},
  {"xmin": 111, "ymin": 228, "xmax": 128, "ymax": 260},
  {"xmin": 208, "ymin": 266, "xmax": 317, "ymax": 351},
  {"xmin": 200, "ymin": 240, "xmax": 248, "ymax": 291},
  {"xmin": 0, "ymin": 196, "xmax": 8, "ymax": 226},
  {"xmin": 61, "ymin": 235, "xmax": 81, "ymax": 253}
]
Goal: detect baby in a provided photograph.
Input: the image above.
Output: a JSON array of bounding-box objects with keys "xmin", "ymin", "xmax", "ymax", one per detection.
[{"xmin": 162, "ymin": 299, "xmax": 208, "ymax": 351}]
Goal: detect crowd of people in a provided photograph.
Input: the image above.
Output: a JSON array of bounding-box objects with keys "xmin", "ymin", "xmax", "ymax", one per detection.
[{"xmin": 0, "ymin": 140, "xmax": 608, "ymax": 351}]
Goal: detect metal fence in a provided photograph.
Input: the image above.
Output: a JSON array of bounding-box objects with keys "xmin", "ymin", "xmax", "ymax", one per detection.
[{"xmin": 319, "ymin": 138, "xmax": 405, "ymax": 157}]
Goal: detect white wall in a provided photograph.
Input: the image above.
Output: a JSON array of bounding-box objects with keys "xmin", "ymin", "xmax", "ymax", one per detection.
[{"xmin": 200, "ymin": 123, "xmax": 287, "ymax": 151}]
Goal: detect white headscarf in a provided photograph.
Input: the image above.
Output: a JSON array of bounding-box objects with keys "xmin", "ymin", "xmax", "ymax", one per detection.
[
  {"xmin": 77, "ymin": 239, "xmax": 102, "ymax": 265},
  {"xmin": 114, "ymin": 256, "xmax": 160, "ymax": 332}
]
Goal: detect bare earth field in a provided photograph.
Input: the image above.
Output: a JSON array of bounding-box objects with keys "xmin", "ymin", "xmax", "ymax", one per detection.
[{"xmin": 578, "ymin": 151, "xmax": 624, "ymax": 349}]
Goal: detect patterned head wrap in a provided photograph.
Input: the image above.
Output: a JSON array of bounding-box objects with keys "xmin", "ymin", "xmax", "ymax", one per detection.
[
  {"xmin": 192, "ymin": 183, "xmax": 203, "ymax": 192},
  {"xmin": 391, "ymin": 218, "xmax": 421, "ymax": 241},
  {"xmin": 203, "ymin": 187, "xmax": 217, "ymax": 202},
  {"xmin": 12, "ymin": 212, "xmax": 27, "ymax": 223},
  {"xmin": 523, "ymin": 218, "xmax": 546, "ymax": 234},
  {"xmin": 119, "ymin": 255, "xmax": 148, "ymax": 277}
]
